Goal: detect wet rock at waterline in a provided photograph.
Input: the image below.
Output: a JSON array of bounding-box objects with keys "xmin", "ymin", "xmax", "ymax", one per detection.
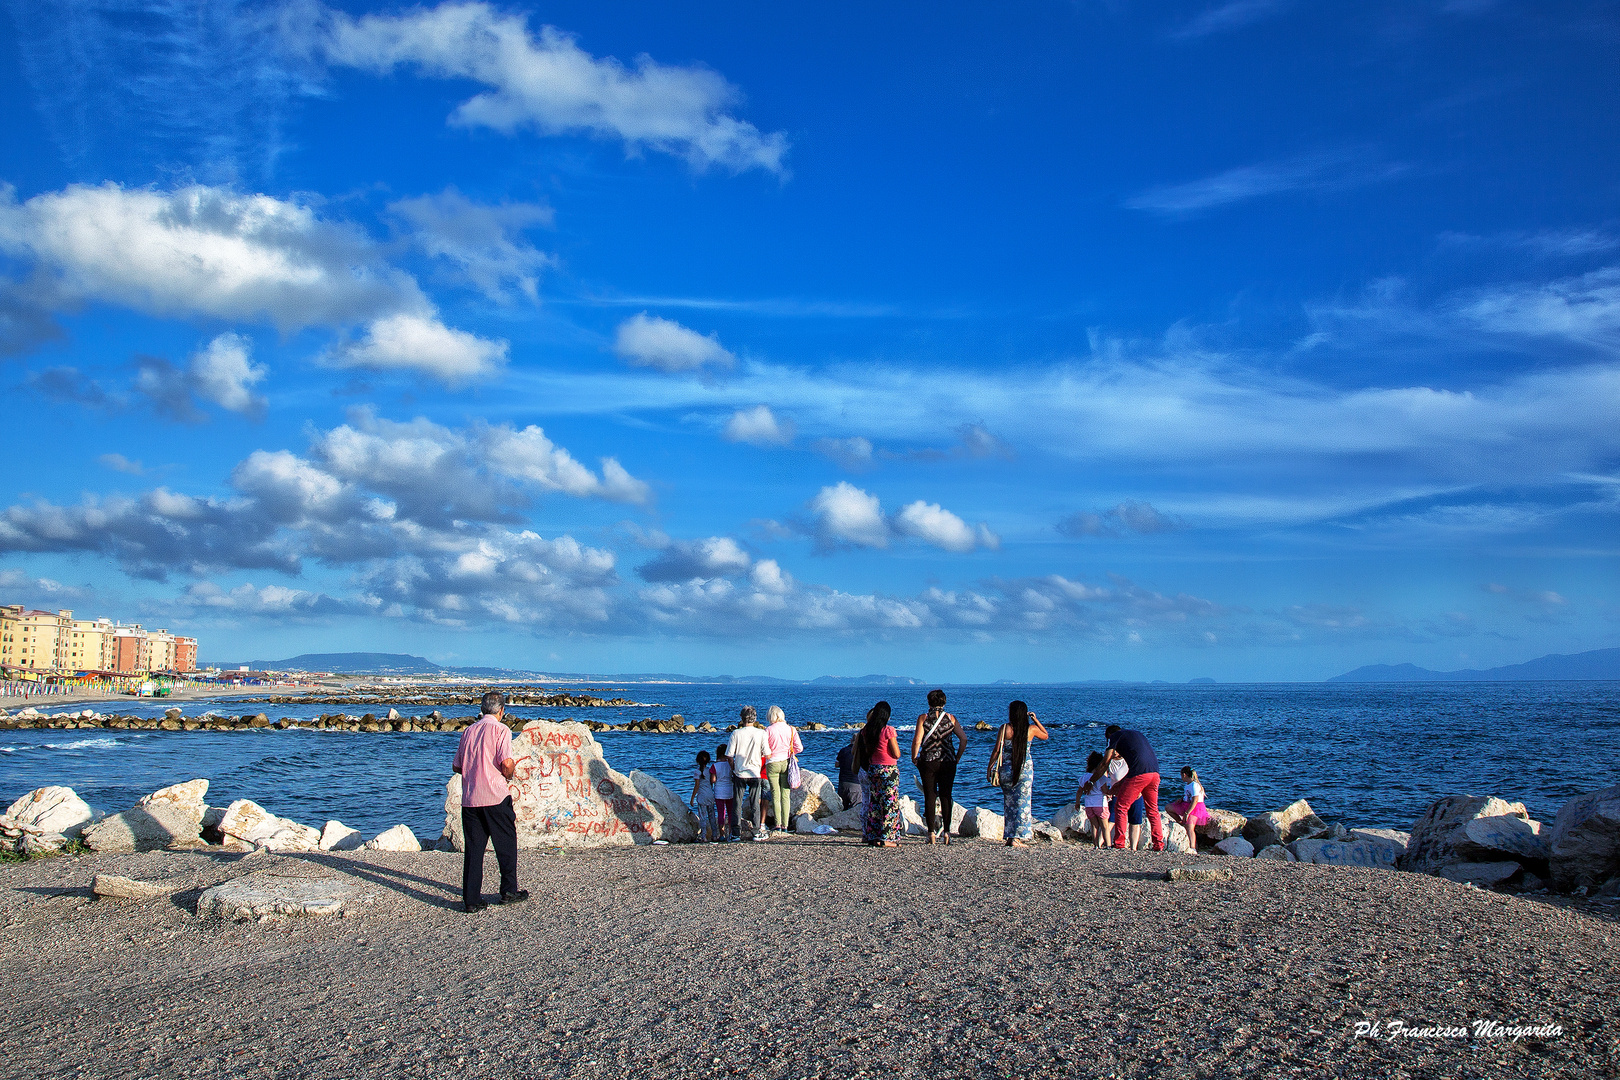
[{"xmin": 1549, "ymin": 784, "xmax": 1620, "ymax": 892}]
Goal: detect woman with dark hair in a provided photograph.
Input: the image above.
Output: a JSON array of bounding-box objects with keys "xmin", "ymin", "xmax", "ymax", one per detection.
[
  {"xmin": 992, "ymin": 700, "xmax": 1049, "ymax": 847},
  {"xmin": 855, "ymin": 700, "xmax": 903, "ymax": 847},
  {"xmin": 911, "ymin": 688, "xmax": 965, "ymax": 845}
]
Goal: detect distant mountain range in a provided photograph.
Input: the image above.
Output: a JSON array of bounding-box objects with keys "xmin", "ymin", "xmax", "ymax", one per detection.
[
  {"xmin": 1329, "ymin": 647, "xmax": 1620, "ymax": 683},
  {"xmin": 205, "ymin": 653, "xmax": 926, "ymax": 685}
]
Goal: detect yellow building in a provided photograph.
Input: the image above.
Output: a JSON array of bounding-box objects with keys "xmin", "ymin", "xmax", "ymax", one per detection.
[
  {"xmin": 70, "ymin": 617, "xmax": 116, "ymax": 670},
  {"xmin": 0, "ymin": 606, "xmax": 73, "ymax": 671},
  {"xmin": 0, "ymin": 607, "xmax": 198, "ymax": 675}
]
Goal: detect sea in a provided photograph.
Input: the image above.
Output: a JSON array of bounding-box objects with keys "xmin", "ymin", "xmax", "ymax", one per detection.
[{"xmin": 2, "ymin": 682, "xmax": 1617, "ymax": 842}]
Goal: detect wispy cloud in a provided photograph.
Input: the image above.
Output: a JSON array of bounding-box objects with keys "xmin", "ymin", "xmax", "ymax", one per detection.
[
  {"xmin": 1171, "ymin": 0, "xmax": 1292, "ymax": 40},
  {"xmin": 1125, "ymin": 150, "xmax": 1406, "ymax": 215}
]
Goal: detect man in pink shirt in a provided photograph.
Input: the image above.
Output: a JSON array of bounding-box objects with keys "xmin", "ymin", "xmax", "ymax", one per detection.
[{"xmin": 452, "ymin": 691, "xmax": 528, "ymax": 913}]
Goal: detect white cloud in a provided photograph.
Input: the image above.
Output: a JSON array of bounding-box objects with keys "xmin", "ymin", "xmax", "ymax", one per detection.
[
  {"xmin": 892, "ymin": 501, "xmax": 999, "ymax": 553},
  {"xmin": 723, "ymin": 404, "xmax": 794, "ymax": 447},
  {"xmin": 331, "ymin": 313, "xmax": 507, "ymax": 383},
  {"xmin": 809, "ymin": 482, "xmax": 889, "ymax": 549},
  {"xmin": 388, "ymin": 187, "xmax": 554, "ymax": 302},
  {"xmin": 188, "ymin": 333, "xmax": 268, "ymax": 416},
  {"xmin": 806, "ymin": 483, "xmax": 997, "ymax": 554},
  {"xmin": 319, "ymin": 2, "xmax": 788, "ymax": 173},
  {"xmin": 0, "ymin": 182, "xmax": 418, "ymax": 329},
  {"xmin": 637, "ymin": 536, "xmax": 753, "ymax": 582},
  {"xmin": 614, "ymin": 313, "xmax": 734, "ymax": 374},
  {"xmin": 1456, "ymin": 267, "xmax": 1620, "ymax": 348}
]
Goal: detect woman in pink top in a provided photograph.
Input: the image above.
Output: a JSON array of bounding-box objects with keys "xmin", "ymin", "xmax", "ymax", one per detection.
[
  {"xmin": 763, "ymin": 705, "xmax": 804, "ymax": 835},
  {"xmin": 855, "ymin": 700, "xmax": 903, "ymax": 847}
]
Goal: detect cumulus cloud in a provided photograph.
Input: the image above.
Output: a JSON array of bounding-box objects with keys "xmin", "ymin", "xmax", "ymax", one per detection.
[
  {"xmin": 328, "ymin": 313, "xmax": 507, "ymax": 383},
  {"xmin": 807, "ymin": 483, "xmax": 998, "ymax": 553},
  {"xmin": 317, "ymin": 2, "xmax": 788, "ymax": 173},
  {"xmin": 637, "ymin": 536, "xmax": 753, "ymax": 582},
  {"xmin": 0, "ymin": 182, "xmax": 507, "ymax": 383},
  {"xmin": 388, "ymin": 187, "xmax": 554, "ymax": 302},
  {"xmin": 175, "ymin": 581, "xmax": 358, "ymax": 618},
  {"xmin": 133, "ymin": 333, "xmax": 269, "ymax": 422},
  {"xmin": 0, "ymin": 411, "xmax": 648, "ymax": 587},
  {"xmin": 723, "ymin": 405, "xmax": 794, "ymax": 447},
  {"xmin": 1058, "ymin": 500, "xmax": 1184, "ymax": 538},
  {"xmin": 0, "ymin": 568, "xmax": 97, "ymax": 605},
  {"xmin": 614, "ymin": 313, "xmax": 734, "ymax": 374}
]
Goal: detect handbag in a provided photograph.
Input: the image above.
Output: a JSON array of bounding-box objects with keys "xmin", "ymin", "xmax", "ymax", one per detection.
[
  {"xmin": 786, "ymin": 754, "xmax": 802, "ymax": 790},
  {"xmin": 985, "ymin": 733, "xmax": 1003, "ymax": 787}
]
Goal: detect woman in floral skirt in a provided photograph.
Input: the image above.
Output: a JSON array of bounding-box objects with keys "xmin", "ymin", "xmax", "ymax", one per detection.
[
  {"xmin": 993, "ymin": 700, "xmax": 1049, "ymax": 847},
  {"xmin": 855, "ymin": 701, "xmax": 903, "ymax": 847}
]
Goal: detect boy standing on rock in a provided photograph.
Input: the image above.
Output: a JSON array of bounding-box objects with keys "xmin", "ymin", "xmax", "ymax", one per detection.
[{"xmin": 452, "ymin": 691, "xmax": 529, "ymax": 912}]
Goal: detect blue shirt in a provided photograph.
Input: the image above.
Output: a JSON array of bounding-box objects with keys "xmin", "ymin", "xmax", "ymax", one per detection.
[{"xmin": 1108, "ymin": 729, "xmax": 1158, "ymax": 778}]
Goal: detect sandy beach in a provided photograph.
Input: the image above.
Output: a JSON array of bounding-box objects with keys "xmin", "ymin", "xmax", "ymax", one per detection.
[{"xmin": 1, "ymin": 839, "xmax": 1614, "ymax": 1080}]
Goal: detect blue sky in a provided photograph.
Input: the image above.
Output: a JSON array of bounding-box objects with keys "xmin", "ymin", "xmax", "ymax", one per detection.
[{"xmin": 0, "ymin": 0, "xmax": 1615, "ymax": 681}]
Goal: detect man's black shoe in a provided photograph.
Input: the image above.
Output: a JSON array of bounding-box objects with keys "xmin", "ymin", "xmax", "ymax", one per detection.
[
  {"xmin": 464, "ymin": 900, "xmax": 489, "ymax": 913},
  {"xmin": 498, "ymin": 890, "xmax": 530, "ymax": 905}
]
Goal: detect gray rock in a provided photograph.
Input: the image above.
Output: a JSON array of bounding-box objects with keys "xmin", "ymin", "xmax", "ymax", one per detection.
[
  {"xmin": 1214, "ymin": 836, "xmax": 1254, "ymax": 858},
  {"xmin": 1049, "ymin": 805, "xmax": 1090, "ymax": 841},
  {"xmin": 823, "ymin": 805, "xmax": 865, "ymax": 832},
  {"xmin": 195, "ymin": 875, "xmax": 372, "ymax": 920},
  {"xmin": 1196, "ymin": 807, "xmax": 1247, "ymax": 843},
  {"xmin": 1289, "ymin": 838, "xmax": 1400, "ymax": 870},
  {"xmin": 1399, "ymin": 795, "xmax": 1529, "ymax": 873},
  {"xmin": 1255, "ymin": 844, "xmax": 1296, "ymax": 861},
  {"xmin": 960, "ymin": 806, "xmax": 1003, "ymax": 840},
  {"xmin": 1031, "ymin": 821, "xmax": 1064, "ymax": 843},
  {"xmin": 319, "ymin": 820, "xmax": 363, "ymax": 851},
  {"xmin": 1349, "ymin": 827, "xmax": 1410, "ymax": 852},
  {"xmin": 93, "ymin": 874, "xmax": 180, "ymax": 901},
  {"xmin": 788, "ymin": 769, "xmax": 844, "ymax": 820},
  {"xmin": 1242, "ymin": 799, "xmax": 1323, "ymax": 850},
  {"xmin": 1436, "ymin": 861, "xmax": 1524, "ymax": 888},
  {"xmin": 135, "ymin": 779, "xmax": 208, "ymax": 831},
  {"xmin": 1164, "ymin": 819, "xmax": 1193, "ymax": 853},
  {"xmin": 1548, "ymin": 784, "xmax": 1620, "ymax": 892},
  {"xmin": 1165, "ymin": 866, "xmax": 1233, "ymax": 883},
  {"xmin": 82, "ymin": 803, "xmax": 202, "ymax": 853},
  {"xmin": 1453, "ymin": 814, "xmax": 1550, "ymax": 862}
]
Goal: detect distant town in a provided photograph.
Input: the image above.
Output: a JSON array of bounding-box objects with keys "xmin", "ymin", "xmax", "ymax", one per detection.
[{"xmin": 0, "ymin": 605, "xmax": 197, "ymax": 676}]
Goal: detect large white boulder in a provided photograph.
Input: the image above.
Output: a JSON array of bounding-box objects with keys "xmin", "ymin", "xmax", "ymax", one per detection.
[
  {"xmin": 1453, "ymin": 814, "xmax": 1549, "ymax": 862},
  {"xmin": 1163, "ymin": 819, "xmax": 1193, "ymax": 853},
  {"xmin": 136, "ymin": 779, "xmax": 209, "ymax": 830},
  {"xmin": 1197, "ymin": 808, "xmax": 1247, "ymax": 843},
  {"xmin": 1290, "ymin": 838, "xmax": 1399, "ymax": 870},
  {"xmin": 1214, "ymin": 836, "xmax": 1255, "ymax": 858},
  {"xmin": 443, "ymin": 721, "xmax": 699, "ymax": 849},
  {"xmin": 789, "ymin": 769, "xmax": 844, "ymax": 819},
  {"xmin": 217, "ymin": 799, "xmax": 320, "ymax": 852},
  {"xmin": 960, "ymin": 806, "xmax": 1004, "ymax": 840},
  {"xmin": 793, "ymin": 813, "xmax": 835, "ymax": 835},
  {"xmin": 364, "ymin": 824, "xmax": 421, "ymax": 851},
  {"xmin": 823, "ymin": 805, "xmax": 865, "ymax": 832},
  {"xmin": 5, "ymin": 786, "xmax": 95, "ymax": 838},
  {"xmin": 1349, "ymin": 827, "xmax": 1410, "ymax": 853},
  {"xmin": 897, "ymin": 796, "xmax": 927, "ymax": 836},
  {"xmin": 1398, "ymin": 796, "xmax": 1530, "ymax": 873},
  {"xmin": 1049, "ymin": 805, "xmax": 1090, "ymax": 841},
  {"xmin": 83, "ymin": 802, "xmax": 202, "ymax": 853},
  {"xmin": 1548, "ymin": 784, "xmax": 1620, "ymax": 892},
  {"xmin": 319, "ymin": 820, "xmax": 363, "ymax": 851}
]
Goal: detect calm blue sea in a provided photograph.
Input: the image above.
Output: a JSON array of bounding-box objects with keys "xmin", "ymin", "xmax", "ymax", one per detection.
[{"xmin": 2, "ymin": 682, "xmax": 1616, "ymax": 842}]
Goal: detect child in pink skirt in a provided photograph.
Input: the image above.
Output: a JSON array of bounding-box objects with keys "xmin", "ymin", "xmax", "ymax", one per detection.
[{"xmin": 1168, "ymin": 766, "xmax": 1209, "ymax": 852}]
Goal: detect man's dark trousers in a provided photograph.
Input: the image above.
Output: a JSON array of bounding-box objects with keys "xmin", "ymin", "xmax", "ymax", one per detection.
[{"xmin": 461, "ymin": 795, "xmax": 519, "ymax": 906}]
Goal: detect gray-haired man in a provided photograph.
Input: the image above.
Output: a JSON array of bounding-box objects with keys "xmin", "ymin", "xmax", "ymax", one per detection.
[
  {"xmin": 452, "ymin": 690, "xmax": 529, "ymax": 912},
  {"xmin": 726, "ymin": 706, "xmax": 770, "ymax": 840}
]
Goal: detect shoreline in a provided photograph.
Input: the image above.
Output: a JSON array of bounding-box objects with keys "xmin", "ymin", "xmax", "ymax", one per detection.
[{"xmin": 0, "ymin": 842, "xmax": 1613, "ymax": 1079}]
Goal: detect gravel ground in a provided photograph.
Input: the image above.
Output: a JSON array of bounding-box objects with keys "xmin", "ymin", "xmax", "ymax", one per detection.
[{"xmin": 1, "ymin": 838, "xmax": 1616, "ymax": 1080}]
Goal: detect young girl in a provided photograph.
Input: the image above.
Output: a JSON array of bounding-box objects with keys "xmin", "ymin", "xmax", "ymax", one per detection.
[
  {"xmin": 1075, "ymin": 751, "xmax": 1113, "ymax": 848},
  {"xmin": 1168, "ymin": 766, "xmax": 1209, "ymax": 852},
  {"xmin": 689, "ymin": 750, "xmax": 719, "ymax": 842},
  {"xmin": 710, "ymin": 744, "xmax": 736, "ymax": 841}
]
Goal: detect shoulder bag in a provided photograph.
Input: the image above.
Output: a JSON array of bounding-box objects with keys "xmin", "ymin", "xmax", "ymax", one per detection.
[
  {"xmin": 786, "ymin": 753, "xmax": 802, "ymax": 790},
  {"xmin": 985, "ymin": 729, "xmax": 1004, "ymax": 787}
]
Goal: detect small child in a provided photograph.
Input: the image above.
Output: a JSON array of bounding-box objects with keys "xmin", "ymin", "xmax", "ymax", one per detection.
[
  {"xmin": 690, "ymin": 750, "xmax": 719, "ymax": 842},
  {"xmin": 710, "ymin": 744, "xmax": 736, "ymax": 841},
  {"xmin": 1168, "ymin": 766, "xmax": 1209, "ymax": 852},
  {"xmin": 1076, "ymin": 750, "xmax": 1113, "ymax": 848}
]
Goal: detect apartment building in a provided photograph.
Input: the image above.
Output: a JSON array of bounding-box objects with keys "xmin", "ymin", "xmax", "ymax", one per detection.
[{"xmin": 0, "ymin": 606, "xmax": 199, "ymax": 675}]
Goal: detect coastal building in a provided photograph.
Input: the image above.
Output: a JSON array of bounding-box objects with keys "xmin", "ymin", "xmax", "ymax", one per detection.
[{"xmin": 0, "ymin": 605, "xmax": 198, "ymax": 675}]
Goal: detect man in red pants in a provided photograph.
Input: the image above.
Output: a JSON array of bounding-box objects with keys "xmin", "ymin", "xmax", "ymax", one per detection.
[{"xmin": 1092, "ymin": 724, "xmax": 1165, "ymax": 851}]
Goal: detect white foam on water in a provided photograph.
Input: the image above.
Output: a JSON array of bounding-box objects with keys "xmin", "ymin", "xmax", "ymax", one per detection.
[{"xmin": 43, "ymin": 737, "xmax": 120, "ymax": 751}]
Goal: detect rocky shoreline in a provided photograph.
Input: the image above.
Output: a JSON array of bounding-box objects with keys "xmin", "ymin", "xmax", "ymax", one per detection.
[{"xmin": 0, "ymin": 705, "xmax": 767, "ymax": 734}]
